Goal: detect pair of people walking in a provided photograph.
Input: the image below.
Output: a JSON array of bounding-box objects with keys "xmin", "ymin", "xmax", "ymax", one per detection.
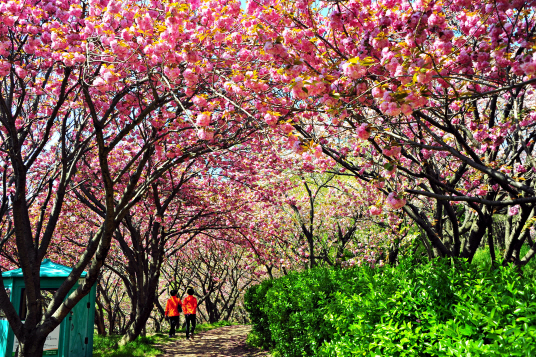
[{"xmin": 164, "ymin": 288, "xmax": 198, "ymax": 339}]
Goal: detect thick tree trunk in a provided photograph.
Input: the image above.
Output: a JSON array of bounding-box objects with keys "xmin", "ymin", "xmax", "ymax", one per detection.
[
  {"xmin": 15, "ymin": 336, "xmax": 46, "ymax": 357},
  {"xmin": 119, "ymin": 300, "xmax": 146, "ymax": 343},
  {"xmin": 388, "ymin": 240, "xmax": 399, "ymax": 265},
  {"xmin": 460, "ymin": 218, "xmax": 489, "ymax": 262},
  {"xmin": 120, "ymin": 299, "xmax": 155, "ymax": 345},
  {"xmin": 119, "ymin": 264, "xmax": 161, "ymax": 345},
  {"xmin": 109, "ymin": 311, "xmax": 116, "ymax": 335},
  {"xmin": 205, "ymin": 295, "xmax": 219, "ymax": 323},
  {"xmin": 149, "ymin": 315, "xmax": 162, "ymax": 333}
]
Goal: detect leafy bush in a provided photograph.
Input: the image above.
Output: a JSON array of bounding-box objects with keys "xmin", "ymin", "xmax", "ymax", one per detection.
[
  {"xmin": 246, "ymin": 260, "xmax": 536, "ymax": 357},
  {"xmin": 244, "ymin": 278, "xmax": 275, "ymax": 349}
]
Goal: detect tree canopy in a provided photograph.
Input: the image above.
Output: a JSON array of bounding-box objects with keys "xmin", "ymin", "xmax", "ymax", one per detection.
[{"xmin": 1, "ymin": 0, "xmax": 536, "ymax": 355}]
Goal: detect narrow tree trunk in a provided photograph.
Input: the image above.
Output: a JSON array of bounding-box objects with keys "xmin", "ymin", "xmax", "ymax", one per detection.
[
  {"xmin": 487, "ymin": 222, "xmax": 496, "ymax": 267},
  {"xmin": 265, "ymin": 265, "xmax": 274, "ymax": 279},
  {"xmin": 307, "ymin": 233, "xmax": 315, "ymax": 269},
  {"xmin": 493, "ymin": 215, "xmax": 506, "ymax": 252},
  {"xmin": 95, "ymin": 308, "xmax": 107, "ymax": 336}
]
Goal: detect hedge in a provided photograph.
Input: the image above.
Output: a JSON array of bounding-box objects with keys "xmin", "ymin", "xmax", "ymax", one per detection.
[{"xmin": 245, "ymin": 259, "xmax": 536, "ymax": 356}]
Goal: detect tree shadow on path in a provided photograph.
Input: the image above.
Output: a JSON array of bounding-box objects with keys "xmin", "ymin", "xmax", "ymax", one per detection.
[{"xmin": 157, "ymin": 325, "xmax": 270, "ymax": 357}]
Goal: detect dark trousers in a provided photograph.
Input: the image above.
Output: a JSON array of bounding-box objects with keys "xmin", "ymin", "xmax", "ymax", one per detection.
[
  {"xmin": 169, "ymin": 316, "xmax": 180, "ymax": 336},
  {"xmin": 185, "ymin": 314, "xmax": 196, "ymax": 337}
]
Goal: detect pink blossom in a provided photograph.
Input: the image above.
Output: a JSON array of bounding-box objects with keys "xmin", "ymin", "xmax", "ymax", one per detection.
[
  {"xmin": 197, "ymin": 128, "xmax": 214, "ymax": 141},
  {"xmin": 372, "ymin": 87, "xmax": 384, "ymax": 98},
  {"xmin": 280, "ymin": 123, "xmax": 294, "ymax": 134},
  {"xmin": 15, "ymin": 67, "xmax": 27, "ymax": 78},
  {"xmin": 515, "ymin": 164, "xmax": 527, "ymax": 174},
  {"xmin": 386, "ymin": 192, "xmax": 406, "ymax": 209},
  {"xmin": 183, "ymin": 69, "xmax": 198, "ymax": 82},
  {"xmin": 383, "ymin": 146, "xmax": 401, "ymax": 157},
  {"xmin": 196, "ymin": 112, "xmax": 211, "ymax": 127},
  {"xmin": 314, "ymin": 145, "xmax": 323, "ymax": 158},
  {"xmin": 341, "ymin": 61, "xmax": 366, "ymax": 79},
  {"xmin": 192, "ymin": 96, "xmax": 207, "ymax": 108},
  {"xmin": 356, "ymin": 124, "xmax": 371, "ymax": 140},
  {"xmin": 508, "ymin": 205, "xmax": 520, "ymax": 216},
  {"xmin": 0, "ymin": 61, "xmax": 11, "ymax": 77},
  {"xmin": 400, "ymin": 104, "xmax": 412, "ymax": 116},
  {"xmin": 14, "ymin": 118, "xmax": 24, "ymax": 129},
  {"xmin": 264, "ymin": 113, "xmax": 278, "ymax": 126},
  {"xmin": 369, "ymin": 206, "xmax": 382, "ymax": 215},
  {"xmin": 291, "ymin": 84, "xmax": 308, "ymax": 99},
  {"xmin": 475, "ymin": 189, "xmax": 487, "ymax": 196}
]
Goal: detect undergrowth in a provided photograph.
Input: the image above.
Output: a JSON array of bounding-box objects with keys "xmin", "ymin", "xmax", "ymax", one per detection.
[
  {"xmin": 93, "ymin": 320, "xmax": 238, "ymax": 356},
  {"xmin": 245, "ymin": 258, "xmax": 536, "ymax": 357}
]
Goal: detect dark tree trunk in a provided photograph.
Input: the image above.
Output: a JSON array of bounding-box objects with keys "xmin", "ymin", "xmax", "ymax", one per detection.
[
  {"xmin": 307, "ymin": 232, "xmax": 315, "ymax": 269},
  {"xmin": 503, "ymin": 206, "xmax": 534, "ymax": 265},
  {"xmin": 15, "ymin": 336, "xmax": 46, "ymax": 357},
  {"xmin": 205, "ymin": 295, "xmax": 219, "ymax": 323},
  {"xmin": 388, "ymin": 239, "xmax": 399, "ymax": 265},
  {"xmin": 120, "ymin": 296, "xmax": 156, "ymax": 345},
  {"xmin": 487, "ymin": 221, "xmax": 496, "ymax": 266},
  {"xmin": 461, "ymin": 212, "xmax": 492, "ymax": 262},
  {"xmin": 95, "ymin": 307, "xmax": 107, "ymax": 336}
]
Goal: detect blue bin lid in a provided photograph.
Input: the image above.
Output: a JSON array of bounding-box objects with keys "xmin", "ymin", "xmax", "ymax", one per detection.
[{"xmin": 1, "ymin": 259, "xmax": 88, "ymax": 278}]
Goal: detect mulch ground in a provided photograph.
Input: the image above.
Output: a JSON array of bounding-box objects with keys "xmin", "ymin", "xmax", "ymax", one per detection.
[{"xmin": 156, "ymin": 325, "xmax": 270, "ymax": 357}]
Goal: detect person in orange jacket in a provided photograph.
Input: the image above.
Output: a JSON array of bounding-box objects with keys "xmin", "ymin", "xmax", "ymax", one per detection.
[
  {"xmin": 164, "ymin": 289, "xmax": 182, "ymax": 337},
  {"xmin": 183, "ymin": 288, "xmax": 198, "ymax": 339}
]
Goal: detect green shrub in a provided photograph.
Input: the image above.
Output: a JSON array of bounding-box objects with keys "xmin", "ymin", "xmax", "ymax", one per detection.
[
  {"xmin": 244, "ymin": 278, "xmax": 275, "ymax": 349},
  {"xmin": 247, "ymin": 259, "xmax": 536, "ymax": 357},
  {"xmin": 262, "ymin": 268, "xmax": 339, "ymax": 356},
  {"xmin": 245, "ymin": 329, "xmax": 264, "ymax": 349}
]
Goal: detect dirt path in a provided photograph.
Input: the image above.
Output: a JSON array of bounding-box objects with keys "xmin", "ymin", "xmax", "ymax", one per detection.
[{"xmin": 157, "ymin": 325, "xmax": 270, "ymax": 357}]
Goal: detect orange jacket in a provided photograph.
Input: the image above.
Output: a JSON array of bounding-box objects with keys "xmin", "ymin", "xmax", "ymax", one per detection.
[
  {"xmin": 182, "ymin": 295, "xmax": 197, "ymax": 314},
  {"xmin": 165, "ymin": 296, "xmax": 182, "ymax": 317}
]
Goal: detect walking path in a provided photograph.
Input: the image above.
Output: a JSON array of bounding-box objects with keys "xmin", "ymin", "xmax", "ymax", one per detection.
[{"xmin": 157, "ymin": 325, "xmax": 270, "ymax": 357}]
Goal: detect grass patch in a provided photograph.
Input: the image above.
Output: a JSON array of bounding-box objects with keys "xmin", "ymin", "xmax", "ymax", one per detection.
[
  {"xmin": 93, "ymin": 320, "xmax": 240, "ymax": 356},
  {"xmin": 192, "ymin": 320, "xmax": 239, "ymax": 333},
  {"xmin": 93, "ymin": 333, "xmax": 173, "ymax": 357},
  {"xmin": 472, "ymin": 245, "xmax": 536, "ymax": 279}
]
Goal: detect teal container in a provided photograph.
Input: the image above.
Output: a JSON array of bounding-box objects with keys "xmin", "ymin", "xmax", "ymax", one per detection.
[{"xmin": 0, "ymin": 259, "xmax": 96, "ymax": 357}]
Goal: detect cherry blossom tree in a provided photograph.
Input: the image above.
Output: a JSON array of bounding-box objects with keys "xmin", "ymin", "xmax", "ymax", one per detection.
[
  {"xmin": 93, "ymin": 158, "xmax": 256, "ymax": 344},
  {"xmin": 0, "ymin": 0, "xmax": 254, "ymax": 354},
  {"xmin": 238, "ymin": 0, "xmax": 536, "ymax": 265}
]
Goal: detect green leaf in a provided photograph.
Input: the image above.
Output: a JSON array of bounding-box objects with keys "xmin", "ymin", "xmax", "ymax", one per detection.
[{"xmin": 384, "ymin": 162, "xmax": 395, "ymax": 171}]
